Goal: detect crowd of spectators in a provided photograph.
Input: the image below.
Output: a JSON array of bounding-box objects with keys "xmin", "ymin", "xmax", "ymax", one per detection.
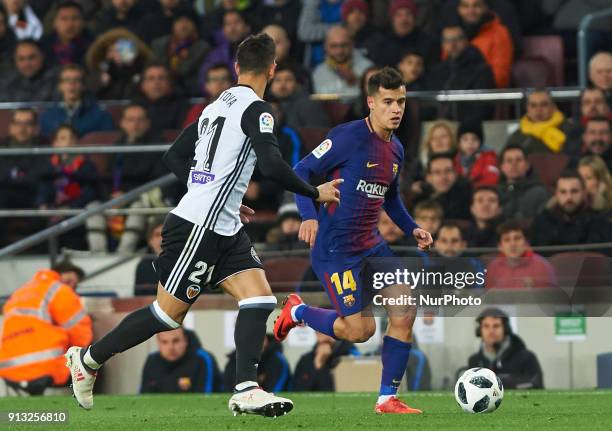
[{"xmin": 0, "ymin": 0, "xmax": 610, "ymax": 265}]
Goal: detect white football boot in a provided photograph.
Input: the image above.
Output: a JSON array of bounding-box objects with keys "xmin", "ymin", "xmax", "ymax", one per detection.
[
  {"xmin": 65, "ymin": 346, "xmax": 97, "ymax": 410},
  {"xmin": 228, "ymin": 386, "xmax": 293, "ymax": 417}
]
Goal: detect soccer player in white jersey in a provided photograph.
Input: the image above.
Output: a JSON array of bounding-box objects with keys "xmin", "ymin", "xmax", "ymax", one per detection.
[{"xmin": 65, "ymin": 33, "xmax": 342, "ymax": 417}]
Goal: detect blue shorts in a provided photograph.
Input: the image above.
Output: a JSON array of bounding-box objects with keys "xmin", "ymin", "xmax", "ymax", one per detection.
[{"xmin": 311, "ymin": 241, "xmax": 395, "ymax": 316}]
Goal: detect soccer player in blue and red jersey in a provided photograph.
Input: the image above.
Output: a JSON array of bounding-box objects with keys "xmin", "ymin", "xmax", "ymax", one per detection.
[{"xmin": 274, "ymin": 67, "xmax": 433, "ymax": 414}]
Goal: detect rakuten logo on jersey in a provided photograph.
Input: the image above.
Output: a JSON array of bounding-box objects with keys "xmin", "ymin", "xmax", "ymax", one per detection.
[
  {"xmin": 356, "ymin": 180, "xmax": 388, "ymax": 199},
  {"xmin": 191, "ymin": 171, "xmax": 215, "ymax": 184}
]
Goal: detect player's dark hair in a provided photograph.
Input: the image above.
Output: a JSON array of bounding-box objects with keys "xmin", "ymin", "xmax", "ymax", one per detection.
[
  {"xmin": 499, "ymin": 144, "xmax": 527, "ymax": 165},
  {"xmin": 555, "ymin": 169, "xmax": 584, "ymax": 189},
  {"xmin": 236, "ymin": 32, "xmax": 276, "ymax": 75},
  {"xmin": 471, "ymin": 185, "xmax": 500, "ymax": 205},
  {"xmin": 52, "ymin": 259, "xmax": 85, "ymax": 282},
  {"xmin": 496, "ymin": 220, "xmax": 528, "ymax": 242},
  {"xmin": 426, "ymin": 152, "xmax": 455, "ymax": 173},
  {"xmin": 367, "ymin": 66, "xmax": 405, "ymax": 96},
  {"xmin": 12, "ymin": 107, "xmax": 38, "ymax": 124}
]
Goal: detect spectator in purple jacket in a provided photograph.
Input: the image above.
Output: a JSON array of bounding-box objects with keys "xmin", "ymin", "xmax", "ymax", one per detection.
[{"xmin": 198, "ymin": 9, "xmax": 251, "ymax": 88}]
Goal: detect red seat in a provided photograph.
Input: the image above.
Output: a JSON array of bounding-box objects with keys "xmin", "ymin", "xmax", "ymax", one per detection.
[
  {"xmin": 79, "ymin": 131, "xmax": 121, "ymax": 177},
  {"xmin": 162, "ymin": 129, "xmax": 180, "ymax": 142},
  {"xmin": 297, "ymin": 127, "xmax": 329, "ymax": 153},
  {"xmin": 79, "ymin": 131, "xmax": 121, "ymax": 146},
  {"xmin": 549, "ymin": 252, "xmax": 610, "ymax": 289},
  {"xmin": 512, "ymin": 57, "xmax": 556, "ymax": 88},
  {"xmin": 321, "ymin": 100, "xmax": 350, "ymax": 126},
  {"xmin": 263, "ymin": 257, "xmax": 311, "ymax": 292},
  {"xmin": 103, "ymin": 104, "xmax": 125, "ymax": 128},
  {"xmin": 528, "ymin": 153, "xmax": 569, "ymax": 192},
  {"xmin": 522, "ymin": 36, "xmax": 564, "ymax": 86},
  {"xmin": 0, "ymin": 109, "xmax": 13, "ymax": 138}
]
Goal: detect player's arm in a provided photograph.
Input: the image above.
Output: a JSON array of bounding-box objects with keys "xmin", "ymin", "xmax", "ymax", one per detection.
[
  {"xmin": 294, "ymin": 132, "xmax": 348, "ymax": 247},
  {"xmin": 383, "ymin": 174, "xmax": 432, "ymax": 251},
  {"xmin": 242, "ymin": 101, "xmax": 340, "ymax": 202},
  {"xmin": 162, "ymin": 122, "xmax": 198, "ymax": 184}
]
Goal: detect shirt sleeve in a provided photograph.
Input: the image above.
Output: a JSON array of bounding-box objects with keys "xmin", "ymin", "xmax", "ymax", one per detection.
[
  {"xmin": 383, "ymin": 168, "xmax": 419, "ymax": 235},
  {"xmin": 293, "ymin": 129, "xmax": 349, "ymax": 220},
  {"xmin": 241, "ymin": 100, "xmax": 319, "ymax": 199},
  {"xmin": 162, "ymin": 122, "xmax": 198, "ymax": 184}
]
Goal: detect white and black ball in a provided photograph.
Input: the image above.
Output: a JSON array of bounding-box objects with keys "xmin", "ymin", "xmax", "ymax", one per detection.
[{"xmin": 454, "ymin": 367, "xmax": 504, "ymax": 413}]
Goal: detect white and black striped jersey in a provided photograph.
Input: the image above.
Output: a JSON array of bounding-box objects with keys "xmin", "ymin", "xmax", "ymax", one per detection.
[{"xmin": 164, "ymin": 84, "xmax": 318, "ymax": 236}]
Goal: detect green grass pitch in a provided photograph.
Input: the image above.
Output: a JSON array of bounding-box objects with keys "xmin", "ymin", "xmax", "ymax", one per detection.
[{"xmin": 2, "ymin": 391, "xmax": 611, "ymax": 430}]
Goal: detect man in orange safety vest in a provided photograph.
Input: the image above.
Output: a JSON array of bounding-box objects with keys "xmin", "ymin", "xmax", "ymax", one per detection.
[{"xmin": 0, "ymin": 260, "xmax": 92, "ymax": 395}]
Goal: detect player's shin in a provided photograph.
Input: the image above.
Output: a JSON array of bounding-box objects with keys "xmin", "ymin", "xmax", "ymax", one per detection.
[
  {"xmin": 294, "ymin": 304, "xmax": 338, "ymax": 338},
  {"xmin": 234, "ymin": 296, "xmax": 277, "ymax": 390},
  {"xmin": 83, "ymin": 301, "xmax": 179, "ymax": 372},
  {"xmin": 378, "ymin": 335, "xmax": 412, "ymax": 403}
]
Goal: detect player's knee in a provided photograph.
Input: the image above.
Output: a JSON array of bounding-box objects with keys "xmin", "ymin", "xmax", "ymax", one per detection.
[
  {"xmin": 152, "ymin": 298, "xmax": 186, "ymax": 328},
  {"xmin": 389, "ymin": 314, "xmax": 414, "ymax": 330},
  {"xmin": 345, "ymin": 323, "xmax": 375, "ymax": 343}
]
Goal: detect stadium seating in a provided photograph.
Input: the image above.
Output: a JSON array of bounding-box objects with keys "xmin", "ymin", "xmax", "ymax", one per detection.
[
  {"xmin": 512, "ymin": 57, "xmax": 556, "ymax": 88},
  {"xmin": 262, "ymin": 257, "xmax": 311, "ymax": 292},
  {"xmin": 0, "ymin": 109, "xmax": 14, "ymax": 138},
  {"xmin": 297, "ymin": 127, "xmax": 328, "ymax": 152},
  {"xmin": 528, "ymin": 153, "xmax": 569, "ymax": 192},
  {"xmin": 321, "ymin": 101, "xmax": 351, "ymax": 126},
  {"xmin": 549, "ymin": 252, "xmax": 610, "ymax": 289},
  {"xmin": 79, "ymin": 131, "xmax": 121, "ymax": 177},
  {"xmin": 162, "ymin": 129, "xmax": 181, "ymax": 143},
  {"xmin": 522, "ymin": 36, "xmax": 565, "ymax": 86}
]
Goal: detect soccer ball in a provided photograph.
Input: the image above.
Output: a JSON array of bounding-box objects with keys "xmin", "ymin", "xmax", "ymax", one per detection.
[{"xmin": 454, "ymin": 367, "xmax": 504, "ymax": 413}]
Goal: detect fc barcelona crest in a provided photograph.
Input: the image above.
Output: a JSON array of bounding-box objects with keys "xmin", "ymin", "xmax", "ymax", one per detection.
[{"xmin": 343, "ymin": 294, "xmax": 356, "ymax": 308}]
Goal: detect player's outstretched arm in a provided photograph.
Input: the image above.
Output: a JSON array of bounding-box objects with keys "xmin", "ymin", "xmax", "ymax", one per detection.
[
  {"xmin": 162, "ymin": 122, "xmax": 197, "ymax": 184},
  {"xmin": 243, "ymin": 101, "xmax": 340, "ymax": 204}
]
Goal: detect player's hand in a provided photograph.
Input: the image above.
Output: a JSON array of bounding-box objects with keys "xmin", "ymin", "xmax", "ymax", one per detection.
[
  {"xmin": 413, "ymin": 228, "xmax": 433, "ymax": 251},
  {"xmin": 239, "ymin": 204, "xmax": 255, "ymax": 223},
  {"xmin": 316, "ymin": 179, "xmax": 343, "ymax": 206},
  {"xmin": 299, "ymin": 219, "xmax": 319, "ymax": 249}
]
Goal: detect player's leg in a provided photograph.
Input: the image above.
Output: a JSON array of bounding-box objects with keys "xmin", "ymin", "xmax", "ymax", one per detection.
[
  {"xmin": 275, "ymin": 260, "xmax": 376, "ymax": 343},
  {"xmin": 65, "ymin": 284, "xmax": 188, "ymax": 409},
  {"xmin": 375, "ymin": 283, "xmax": 422, "ymax": 414},
  {"xmin": 221, "ymin": 269, "xmax": 276, "ymax": 390},
  {"xmin": 213, "ymin": 230, "xmax": 292, "ymax": 417},
  {"xmin": 85, "ymin": 285, "xmax": 187, "ymax": 367},
  {"xmin": 220, "ymin": 269, "xmax": 293, "ymax": 417},
  {"xmin": 65, "ymin": 214, "xmax": 200, "ymax": 409}
]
